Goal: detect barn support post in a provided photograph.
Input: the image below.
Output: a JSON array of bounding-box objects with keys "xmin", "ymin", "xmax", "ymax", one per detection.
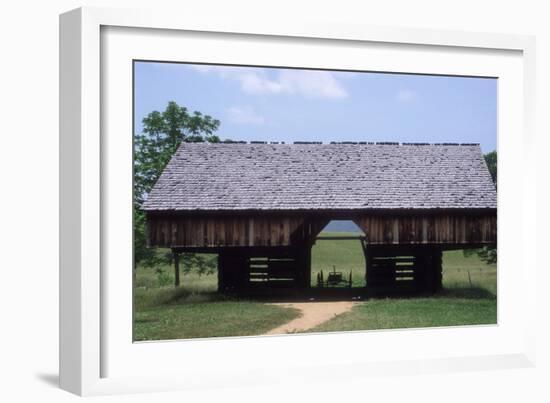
[
  {"xmin": 306, "ymin": 246, "xmax": 312, "ymax": 288},
  {"xmin": 218, "ymin": 252, "xmax": 227, "ymax": 292},
  {"xmin": 360, "ymin": 238, "xmax": 369, "ymax": 286},
  {"xmin": 419, "ymin": 247, "xmax": 443, "ymax": 293},
  {"xmin": 173, "ymin": 250, "xmax": 180, "ymax": 287},
  {"xmin": 299, "ymin": 244, "xmax": 312, "ymax": 289},
  {"xmin": 432, "ymin": 248, "xmax": 443, "ymax": 292},
  {"xmin": 216, "ymin": 254, "xmax": 223, "ymax": 292},
  {"xmin": 218, "ymin": 251, "xmax": 248, "ymax": 292}
]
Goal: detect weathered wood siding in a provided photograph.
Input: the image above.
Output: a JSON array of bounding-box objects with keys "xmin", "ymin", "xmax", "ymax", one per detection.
[
  {"xmin": 354, "ymin": 214, "xmax": 496, "ymax": 245},
  {"xmin": 146, "ymin": 212, "xmax": 495, "ymax": 248},
  {"xmin": 147, "ymin": 215, "xmax": 328, "ymax": 248}
]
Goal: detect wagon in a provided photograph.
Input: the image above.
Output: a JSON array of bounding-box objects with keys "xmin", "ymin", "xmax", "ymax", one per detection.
[{"xmin": 317, "ymin": 266, "xmax": 352, "ymax": 288}]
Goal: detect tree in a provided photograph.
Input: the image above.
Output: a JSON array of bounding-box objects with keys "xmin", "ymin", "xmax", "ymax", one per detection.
[
  {"xmin": 134, "ymin": 101, "xmax": 221, "ymax": 268},
  {"xmin": 134, "ymin": 101, "xmax": 221, "ymax": 206},
  {"xmin": 464, "ymin": 150, "xmax": 497, "ymax": 265},
  {"xmin": 484, "ymin": 150, "xmax": 497, "ymax": 188}
]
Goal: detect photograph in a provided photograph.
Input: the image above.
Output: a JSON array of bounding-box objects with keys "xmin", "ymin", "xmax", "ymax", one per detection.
[{"xmin": 132, "ymin": 61, "xmax": 497, "ymax": 341}]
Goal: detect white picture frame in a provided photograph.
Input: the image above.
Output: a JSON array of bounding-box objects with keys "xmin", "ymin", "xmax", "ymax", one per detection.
[{"xmin": 59, "ymin": 6, "xmax": 537, "ymax": 396}]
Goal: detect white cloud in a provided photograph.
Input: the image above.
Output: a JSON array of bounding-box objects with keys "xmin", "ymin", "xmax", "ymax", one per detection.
[
  {"xmin": 396, "ymin": 89, "xmax": 416, "ymax": 102},
  {"xmin": 192, "ymin": 65, "xmax": 348, "ymax": 99},
  {"xmin": 236, "ymin": 72, "xmax": 285, "ymax": 95},
  {"xmin": 190, "ymin": 65, "xmax": 214, "ymax": 73},
  {"xmin": 226, "ymin": 106, "xmax": 265, "ymax": 125},
  {"xmin": 277, "ymin": 70, "xmax": 348, "ymax": 99}
]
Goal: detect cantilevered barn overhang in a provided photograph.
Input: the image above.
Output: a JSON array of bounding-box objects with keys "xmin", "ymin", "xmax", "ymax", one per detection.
[
  {"xmin": 142, "ymin": 142, "xmax": 496, "ymax": 293},
  {"xmin": 145, "ymin": 209, "xmax": 496, "ymax": 249}
]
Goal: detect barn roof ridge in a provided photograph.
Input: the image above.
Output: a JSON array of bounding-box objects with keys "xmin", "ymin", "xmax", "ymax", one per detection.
[{"xmin": 214, "ymin": 140, "xmax": 481, "ymax": 146}]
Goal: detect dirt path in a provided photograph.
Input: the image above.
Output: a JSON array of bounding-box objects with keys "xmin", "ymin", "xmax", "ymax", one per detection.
[{"xmin": 264, "ymin": 301, "xmax": 355, "ymax": 335}]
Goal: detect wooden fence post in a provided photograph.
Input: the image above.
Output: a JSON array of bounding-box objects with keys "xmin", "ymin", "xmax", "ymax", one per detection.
[{"xmin": 174, "ymin": 251, "xmax": 180, "ymax": 287}]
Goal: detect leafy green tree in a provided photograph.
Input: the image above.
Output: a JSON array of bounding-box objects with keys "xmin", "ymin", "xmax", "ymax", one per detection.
[
  {"xmin": 181, "ymin": 253, "xmax": 218, "ymax": 277},
  {"xmin": 484, "ymin": 150, "xmax": 497, "ymax": 187},
  {"xmin": 477, "ymin": 247, "xmax": 497, "ymax": 264},
  {"xmin": 463, "ymin": 246, "xmax": 497, "ymax": 264},
  {"xmin": 464, "ymin": 150, "xmax": 497, "ymax": 265},
  {"xmin": 134, "ymin": 101, "xmax": 220, "ymax": 206},
  {"xmin": 134, "ymin": 101, "xmax": 220, "ymax": 268}
]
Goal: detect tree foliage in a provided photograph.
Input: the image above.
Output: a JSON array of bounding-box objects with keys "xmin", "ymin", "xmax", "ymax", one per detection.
[
  {"xmin": 134, "ymin": 101, "xmax": 221, "ymax": 268},
  {"xmin": 134, "ymin": 101, "xmax": 221, "ymax": 206},
  {"xmin": 464, "ymin": 150, "xmax": 497, "ymax": 265},
  {"xmin": 463, "ymin": 246, "xmax": 497, "ymax": 265},
  {"xmin": 484, "ymin": 150, "xmax": 497, "ymax": 187},
  {"xmin": 181, "ymin": 253, "xmax": 218, "ymax": 276}
]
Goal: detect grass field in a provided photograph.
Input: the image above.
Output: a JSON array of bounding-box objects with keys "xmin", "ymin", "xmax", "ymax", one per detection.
[
  {"xmin": 309, "ymin": 296, "xmax": 495, "ymax": 333},
  {"xmin": 134, "ymin": 281, "xmax": 300, "ymax": 341},
  {"xmin": 134, "ymin": 232, "xmax": 496, "ymax": 340},
  {"xmin": 134, "ymin": 287, "xmax": 299, "ymax": 340}
]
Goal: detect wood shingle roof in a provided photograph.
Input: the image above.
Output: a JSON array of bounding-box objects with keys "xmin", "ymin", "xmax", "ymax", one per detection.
[{"xmin": 142, "ymin": 143, "xmax": 497, "ymax": 212}]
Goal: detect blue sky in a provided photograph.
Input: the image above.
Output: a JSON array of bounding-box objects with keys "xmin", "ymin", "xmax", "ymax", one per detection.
[{"xmin": 134, "ymin": 62, "xmax": 497, "ymax": 153}]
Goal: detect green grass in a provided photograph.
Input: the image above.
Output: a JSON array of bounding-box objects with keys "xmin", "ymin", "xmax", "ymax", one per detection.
[
  {"xmin": 134, "ymin": 251, "xmax": 300, "ymax": 341},
  {"xmin": 309, "ymin": 297, "xmax": 495, "ymax": 333},
  {"xmin": 310, "ymin": 248, "xmax": 497, "ymax": 332},
  {"xmin": 134, "ymin": 236, "xmax": 496, "ymax": 340},
  {"xmin": 134, "ymin": 287, "xmax": 299, "ymax": 341},
  {"xmin": 441, "ymin": 249, "xmax": 497, "ymax": 296}
]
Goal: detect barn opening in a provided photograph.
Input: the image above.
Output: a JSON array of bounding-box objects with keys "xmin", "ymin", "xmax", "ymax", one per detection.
[{"xmin": 312, "ymin": 220, "xmax": 367, "ymax": 288}]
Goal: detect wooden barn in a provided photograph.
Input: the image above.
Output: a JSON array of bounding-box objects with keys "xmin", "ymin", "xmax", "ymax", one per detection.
[{"xmin": 142, "ymin": 142, "xmax": 497, "ymax": 295}]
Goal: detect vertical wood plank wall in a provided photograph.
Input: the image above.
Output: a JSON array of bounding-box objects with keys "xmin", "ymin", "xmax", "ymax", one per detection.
[
  {"xmin": 147, "ymin": 215, "xmax": 331, "ymax": 248},
  {"xmin": 354, "ymin": 214, "xmax": 496, "ymax": 245},
  {"xmin": 147, "ymin": 213, "xmax": 496, "ymax": 248}
]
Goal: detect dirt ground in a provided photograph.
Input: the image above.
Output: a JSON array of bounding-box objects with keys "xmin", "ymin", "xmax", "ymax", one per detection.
[{"xmin": 264, "ymin": 301, "xmax": 355, "ymax": 335}]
